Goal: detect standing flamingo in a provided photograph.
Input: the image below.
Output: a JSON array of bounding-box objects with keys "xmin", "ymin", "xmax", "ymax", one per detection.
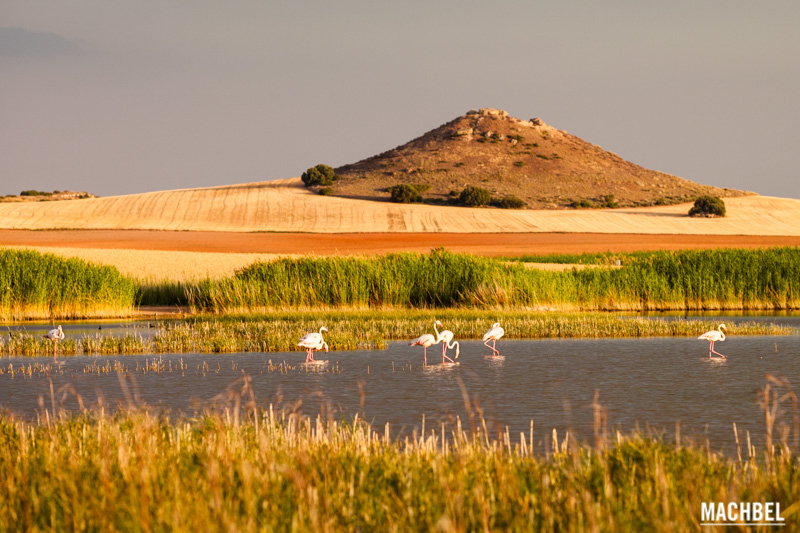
[
  {"xmin": 43, "ymin": 325, "xmax": 64, "ymax": 363},
  {"xmin": 482, "ymin": 322, "xmax": 505, "ymax": 356},
  {"xmin": 409, "ymin": 320, "xmax": 444, "ymax": 366},
  {"xmin": 437, "ymin": 326, "xmax": 460, "ymax": 364},
  {"xmin": 298, "ymin": 326, "xmax": 329, "ymax": 363},
  {"xmin": 698, "ymin": 323, "xmax": 727, "ymax": 359}
]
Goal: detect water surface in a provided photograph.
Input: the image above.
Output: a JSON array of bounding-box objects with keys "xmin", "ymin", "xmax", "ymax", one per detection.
[{"xmin": 2, "ymin": 333, "xmax": 798, "ymax": 454}]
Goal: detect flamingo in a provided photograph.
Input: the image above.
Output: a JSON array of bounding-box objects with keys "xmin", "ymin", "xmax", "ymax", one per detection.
[
  {"xmin": 43, "ymin": 325, "xmax": 64, "ymax": 362},
  {"xmin": 437, "ymin": 326, "xmax": 460, "ymax": 364},
  {"xmin": 409, "ymin": 320, "xmax": 444, "ymax": 366},
  {"xmin": 482, "ymin": 322, "xmax": 505, "ymax": 356},
  {"xmin": 698, "ymin": 323, "xmax": 727, "ymax": 359},
  {"xmin": 298, "ymin": 326, "xmax": 329, "ymax": 363}
]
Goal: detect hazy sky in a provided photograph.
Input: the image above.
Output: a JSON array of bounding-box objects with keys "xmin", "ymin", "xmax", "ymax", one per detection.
[{"xmin": 2, "ymin": 1, "xmax": 798, "ymax": 199}]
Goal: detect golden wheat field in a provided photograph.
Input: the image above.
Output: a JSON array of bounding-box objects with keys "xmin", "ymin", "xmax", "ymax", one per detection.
[
  {"xmin": 6, "ymin": 245, "xmax": 287, "ymax": 282},
  {"xmin": 7, "ymin": 245, "xmax": 598, "ymax": 281},
  {"xmin": 1, "ymin": 178, "xmax": 800, "ymax": 235}
]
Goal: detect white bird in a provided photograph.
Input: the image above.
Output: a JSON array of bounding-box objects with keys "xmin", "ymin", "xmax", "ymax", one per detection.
[
  {"xmin": 437, "ymin": 326, "xmax": 460, "ymax": 364},
  {"xmin": 698, "ymin": 323, "xmax": 727, "ymax": 359},
  {"xmin": 482, "ymin": 322, "xmax": 505, "ymax": 356},
  {"xmin": 409, "ymin": 320, "xmax": 444, "ymax": 366},
  {"xmin": 43, "ymin": 325, "xmax": 64, "ymax": 362},
  {"xmin": 298, "ymin": 326, "xmax": 329, "ymax": 363}
]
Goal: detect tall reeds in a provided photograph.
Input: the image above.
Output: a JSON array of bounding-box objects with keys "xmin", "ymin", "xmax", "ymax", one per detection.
[
  {"xmin": 0, "ymin": 249, "xmax": 137, "ymax": 319},
  {"xmin": 181, "ymin": 247, "xmax": 800, "ymax": 312}
]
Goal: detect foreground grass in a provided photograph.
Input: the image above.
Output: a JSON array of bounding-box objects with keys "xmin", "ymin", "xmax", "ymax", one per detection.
[
  {"xmin": 0, "ymin": 405, "xmax": 798, "ymax": 531},
  {"xmin": 0, "ymin": 311, "xmax": 793, "ymax": 357}
]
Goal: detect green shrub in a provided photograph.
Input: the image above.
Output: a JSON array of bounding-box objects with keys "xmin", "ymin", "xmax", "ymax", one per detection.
[
  {"xmin": 571, "ymin": 199, "xmax": 592, "ymax": 209},
  {"xmin": 458, "ymin": 186, "xmax": 492, "ymax": 207},
  {"xmin": 20, "ymin": 190, "xmax": 52, "ymax": 197},
  {"xmin": 494, "ymin": 196, "xmax": 525, "ymax": 209},
  {"xmin": 513, "ymin": 161, "xmax": 526, "ymax": 167},
  {"xmin": 318, "ymin": 187, "xmax": 334, "ymax": 196},
  {"xmin": 689, "ymin": 195, "xmax": 726, "ymax": 217},
  {"xmin": 301, "ymin": 164, "xmax": 339, "ymax": 187},
  {"xmin": 388, "ymin": 184, "xmax": 421, "ymax": 203},
  {"xmin": 599, "ymin": 195, "xmax": 618, "ymax": 208}
]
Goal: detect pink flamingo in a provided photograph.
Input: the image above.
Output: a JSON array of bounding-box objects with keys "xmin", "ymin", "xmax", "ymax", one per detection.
[
  {"xmin": 43, "ymin": 325, "xmax": 64, "ymax": 363},
  {"xmin": 437, "ymin": 326, "xmax": 460, "ymax": 364},
  {"xmin": 409, "ymin": 320, "xmax": 444, "ymax": 366},
  {"xmin": 482, "ymin": 322, "xmax": 505, "ymax": 356},
  {"xmin": 698, "ymin": 324, "xmax": 727, "ymax": 359},
  {"xmin": 298, "ymin": 326, "xmax": 329, "ymax": 363}
]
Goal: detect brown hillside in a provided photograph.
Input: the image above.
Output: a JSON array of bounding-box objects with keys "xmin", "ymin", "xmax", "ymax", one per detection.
[{"xmin": 330, "ymin": 108, "xmax": 749, "ymax": 208}]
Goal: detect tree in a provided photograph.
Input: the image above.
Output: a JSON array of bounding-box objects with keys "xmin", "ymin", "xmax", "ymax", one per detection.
[
  {"xmin": 301, "ymin": 164, "xmax": 338, "ymax": 187},
  {"xmin": 388, "ymin": 184, "xmax": 422, "ymax": 203},
  {"xmin": 689, "ymin": 196, "xmax": 726, "ymax": 217},
  {"xmin": 458, "ymin": 186, "xmax": 492, "ymax": 207}
]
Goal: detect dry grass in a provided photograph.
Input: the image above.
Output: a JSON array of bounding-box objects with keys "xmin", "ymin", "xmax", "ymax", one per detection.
[{"xmin": 1, "ymin": 178, "xmax": 799, "ymax": 235}]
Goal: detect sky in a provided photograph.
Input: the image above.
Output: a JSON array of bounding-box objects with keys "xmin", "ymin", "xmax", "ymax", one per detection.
[{"xmin": 2, "ymin": 1, "xmax": 799, "ymax": 199}]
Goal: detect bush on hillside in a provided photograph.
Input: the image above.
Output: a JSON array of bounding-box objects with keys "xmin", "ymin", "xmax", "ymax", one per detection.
[
  {"xmin": 388, "ymin": 184, "xmax": 422, "ymax": 203},
  {"xmin": 689, "ymin": 195, "xmax": 726, "ymax": 217},
  {"xmin": 571, "ymin": 199, "xmax": 592, "ymax": 209},
  {"xmin": 493, "ymin": 195, "xmax": 525, "ymax": 209},
  {"xmin": 599, "ymin": 195, "xmax": 619, "ymax": 208},
  {"xmin": 301, "ymin": 164, "xmax": 339, "ymax": 187},
  {"xmin": 457, "ymin": 186, "xmax": 492, "ymax": 207}
]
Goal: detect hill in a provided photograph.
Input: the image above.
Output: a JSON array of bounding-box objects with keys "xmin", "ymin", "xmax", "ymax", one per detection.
[{"xmin": 329, "ymin": 108, "xmax": 748, "ymax": 208}]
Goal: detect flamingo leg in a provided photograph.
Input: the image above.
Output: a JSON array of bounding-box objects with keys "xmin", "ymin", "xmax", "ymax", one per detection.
[
  {"xmin": 423, "ymin": 346, "xmax": 427, "ymax": 366},
  {"xmin": 484, "ymin": 339, "xmax": 499, "ymax": 356},
  {"xmin": 440, "ymin": 342, "xmax": 453, "ymax": 363},
  {"xmin": 708, "ymin": 341, "xmax": 726, "ymax": 359}
]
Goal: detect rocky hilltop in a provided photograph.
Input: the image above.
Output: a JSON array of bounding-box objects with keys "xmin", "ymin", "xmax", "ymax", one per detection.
[{"xmin": 330, "ymin": 108, "xmax": 748, "ymax": 209}]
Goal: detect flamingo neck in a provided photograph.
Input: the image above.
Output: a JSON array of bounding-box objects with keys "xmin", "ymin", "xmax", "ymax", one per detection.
[
  {"xmin": 319, "ymin": 327, "xmax": 326, "ymax": 336},
  {"xmin": 718, "ymin": 326, "xmax": 726, "ymax": 341},
  {"xmin": 433, "ymin": 322, "xmax": 441, "ymax": 342}
]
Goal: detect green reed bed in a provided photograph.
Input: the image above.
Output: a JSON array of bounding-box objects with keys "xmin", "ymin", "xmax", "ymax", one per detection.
[
  {"xmin": 0, "ymin": 402, "xmax": 798, "ymax": 531},
  {"xmin": 0, "ymin": 248, "xmax": 137, "ymax": 320},
  {"xmin": 179, "ymin": 248, "xmax": 800, "ymax": 313},
  {"xmin": 0, "ymin": 311, "xmax": 792, "ymax": 357}
]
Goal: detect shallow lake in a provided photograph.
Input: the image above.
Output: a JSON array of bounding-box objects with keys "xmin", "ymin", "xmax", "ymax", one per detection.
[{"xmin": 2, "ymin": 332, "xmax": 799, "ymax": 454}]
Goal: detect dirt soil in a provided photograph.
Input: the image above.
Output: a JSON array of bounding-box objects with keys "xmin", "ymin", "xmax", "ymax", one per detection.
[{"xmin": 3, "ymin": 230, "xmax": 799, "ymax": 256}]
